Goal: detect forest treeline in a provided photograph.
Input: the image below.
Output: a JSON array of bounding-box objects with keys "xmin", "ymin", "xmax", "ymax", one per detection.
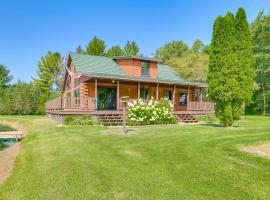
[{"xmin": 0, "ymin": 10, "xmax": 269, "ymax": 115}]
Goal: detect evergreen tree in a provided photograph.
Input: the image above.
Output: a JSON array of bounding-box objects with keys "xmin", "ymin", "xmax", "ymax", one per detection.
[
  {"xmin": 107, "ymin": 45, "xmax": 124, "ymax": 57},
  {"xmin": 85, "ymin": 36, "xmax": 106, "ymax": 56},
  {"xmin": 235, "ymin": 7, "xmax": 255, "ymax": 110},
  {"xmin": 76, "ymin": 45, "xmax": 85, "ymax": 54},
  {"xmin": 208, "ymin": 9, "xmax": 254, "ymax": 127},
  {"xmin": 124, "ymin": 40, "xmax": 139, "ymax": 56},
  {"xmin": 33, "ymin": 51, "xmax": 63, "ymax": 92},
  {"xmin": 0, "ymin": 65, "xmax": 13, "ymax": 89},
  {"xmin": 249, "ymin": 11, "xmax": 270, "ymax": 115},
  {"xmin": 33, "ymin": 51, "xmax": 63, "ymax": 114}
]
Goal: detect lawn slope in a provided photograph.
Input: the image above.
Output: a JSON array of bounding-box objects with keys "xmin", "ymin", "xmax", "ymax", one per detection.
[{"xmin": 0, "ymin": 116, "xmax": 270, "ymax": 199}]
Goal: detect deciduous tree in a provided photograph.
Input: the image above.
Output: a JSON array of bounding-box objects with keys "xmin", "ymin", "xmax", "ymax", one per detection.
[
  {"xmin": 155, "ymin": 40, "xmax": 189, "ymax": 62},
  {"xmin": 167, "ymin": 52, "xmax": 208, "ymax": 83},
  {"xmin": 190, "ymin": 39, "xmax": 205, "ymax": 53}
]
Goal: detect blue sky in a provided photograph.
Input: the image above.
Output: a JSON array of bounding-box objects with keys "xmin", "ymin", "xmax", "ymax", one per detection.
[{"xmin": 1, "ymin": 0, "xmax": 270, "ymax": 82}]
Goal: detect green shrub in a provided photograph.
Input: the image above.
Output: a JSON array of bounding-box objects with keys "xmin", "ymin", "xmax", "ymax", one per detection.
[
  {"xmin": 64, "ymin": 115, "xmax": 99, "ymax": 126},
  {"xmin": 127, "ymin": 98, "xmax": 178, "ymax": 125}
]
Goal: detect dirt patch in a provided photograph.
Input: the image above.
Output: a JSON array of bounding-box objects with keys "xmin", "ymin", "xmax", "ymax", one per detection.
[
  {"xmin": 0, "ymin": 121, "xmax": 27, "ymax": 185},
  {"xmin": 241, "ymin": 143, "xmax": 270, "ymax": 159}
]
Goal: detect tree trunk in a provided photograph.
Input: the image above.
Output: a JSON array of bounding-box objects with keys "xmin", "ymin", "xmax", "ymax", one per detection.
[{"xmin": 260, "ymin": 72, "xmax": 266, "ymax": 115}]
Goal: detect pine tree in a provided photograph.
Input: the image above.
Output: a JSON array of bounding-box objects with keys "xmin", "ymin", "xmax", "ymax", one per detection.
[
  {"xmin": 76, "ymin": 45, "xmax": 85, "ymax": 54},
  {"xmin": 249, "ymin": 11, "xmax": 270, "ymax": 115},
  {"xmin": 0, "ymin": 65, "xmax": 13, "ymax": 89},
  {"xmin": 85, "ymin": 36, "xmax": 106, "ymax": 56},
  {"xmin": 124, "ymin": 40, "xmax": 139, "ymax": 56}
]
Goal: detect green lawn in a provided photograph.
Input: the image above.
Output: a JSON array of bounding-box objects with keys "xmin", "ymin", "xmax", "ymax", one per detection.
[{"xmin": 0, "ymin": 116, "xmax": 270, "ymax": 199}]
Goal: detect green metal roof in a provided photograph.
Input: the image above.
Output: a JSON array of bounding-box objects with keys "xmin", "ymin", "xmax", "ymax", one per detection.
[
  {"xmin": 70, "ymin": 52, "xmax": 126, "ymax": 76},
  {"xmin": 157, "ymin": 63, "xmax": 187, "ymax": 83},
  {"xmin": 69, "ymin": 52, "xmax": 207, "ymax": 87}
]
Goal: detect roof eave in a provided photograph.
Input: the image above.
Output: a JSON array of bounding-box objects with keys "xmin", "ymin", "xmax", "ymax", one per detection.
[{"xmin": 79, "ymin": 73, "xmax": 207, "ymax": 88}]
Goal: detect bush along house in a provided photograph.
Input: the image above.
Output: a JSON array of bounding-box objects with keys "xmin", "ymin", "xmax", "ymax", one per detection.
[{"xmin": 46, "ymin": 53, "xmax": 214, "ymax": 125}]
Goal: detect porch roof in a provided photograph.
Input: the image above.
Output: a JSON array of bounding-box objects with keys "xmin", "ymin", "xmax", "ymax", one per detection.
[{"xmin": 70, "ymin": 52, "xmax": 207, "ymax": 88}]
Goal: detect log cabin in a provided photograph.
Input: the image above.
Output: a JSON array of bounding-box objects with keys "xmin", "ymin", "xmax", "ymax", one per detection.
[{"xmin": 46, "ymin": 52, "xmax": 214, "ymax": 125}]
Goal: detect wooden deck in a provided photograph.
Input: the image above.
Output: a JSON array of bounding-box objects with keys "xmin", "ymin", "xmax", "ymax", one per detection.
[
  {"xmin": 46, "ymin": 109, "xmax": 214, "ymax": 116},
  {"xmin": 46, "ymin": 97, "xmax": 215, "ymax": 116}
]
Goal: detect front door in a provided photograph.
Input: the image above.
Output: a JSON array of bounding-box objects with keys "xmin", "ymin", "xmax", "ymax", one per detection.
[{"xmin": 97, "ymin": 86, "xmax": 117, "ymax": 110}]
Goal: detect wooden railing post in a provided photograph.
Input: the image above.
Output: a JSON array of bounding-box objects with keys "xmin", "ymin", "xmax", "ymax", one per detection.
[
  {"xmin": 138, "ymin": 82, "xmax": 140, "ymax": 99},
  {"xmin": 187, "ymin": 86, "xmax": 190, "ymax": 111},
  {"xmin": 95, "ymin": 79, "xmax": 98, "ymax": 109},
  {"xmin": 156, "ymin": 83, "xmax": 159, "ymax": 100},
  {"xmin": 117, "ymin": 80, "xmax": 120, "ymax": 110},
  {"xmin": 173, "ymin": 84, "xmax": 176, "ymax": 111},
  {"xmin": 121, "ymin": 97, "xmax": 129, "ymax": 134}
]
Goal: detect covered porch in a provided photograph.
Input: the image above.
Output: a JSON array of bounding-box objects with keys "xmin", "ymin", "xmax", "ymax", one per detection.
[{"xmin": 46, "ymin": 77, "xmax": 214, "ymax": 115}]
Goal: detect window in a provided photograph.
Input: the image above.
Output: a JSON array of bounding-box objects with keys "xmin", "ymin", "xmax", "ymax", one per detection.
[
  {"xmin": 140, "ymin": 87, "xmax": 150, "ymax": 99},
  {"xmin": 74, "ymin": 88, "xmax": 80, "ymax": 97},
  {"xmin": 74, "ymin": 88, "xmax": 80, "ymax": 105},
  {"xmin": 141, "ymin": 61, "xmax": 150, "ymax": 76},
  {"xmin": 164, "ymin": 90, "xmax": 172, "ymax": 100},
  {"xmin": 179, "ymin": 92, "xmax": 187, "ymax": 106},
  {"xmin": 74, "ymin": 78, "xmax": 80, "ymax": 87}
]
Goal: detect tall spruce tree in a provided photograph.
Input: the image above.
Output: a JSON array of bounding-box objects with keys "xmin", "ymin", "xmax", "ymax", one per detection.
[{"xmin": 208, "ymin": 9, "xmax": 254, "ymax": 126}]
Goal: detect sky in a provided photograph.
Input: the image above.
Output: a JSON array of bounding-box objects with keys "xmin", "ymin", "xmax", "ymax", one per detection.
[{"xmin": 0, "ymin": 0, "xmax": 270, "ymax": 82}]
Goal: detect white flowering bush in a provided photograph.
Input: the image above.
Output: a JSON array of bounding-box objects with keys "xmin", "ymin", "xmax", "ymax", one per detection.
[{"xmin": 127, "ymin": 97, "xmax": 178, "ymax": 125}]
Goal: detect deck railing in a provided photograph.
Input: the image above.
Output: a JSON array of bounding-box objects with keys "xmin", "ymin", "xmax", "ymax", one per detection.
[
  {"xmin": 46, "ymin": 97, "xmax": 214, "ymax": 113},
  {"xmin": 187, "ymin": 101, "xmax": 215, "ymax": 111},
  {"xmin": 45, "ymin": 97, "xmax": 97, "ymax": 111}
]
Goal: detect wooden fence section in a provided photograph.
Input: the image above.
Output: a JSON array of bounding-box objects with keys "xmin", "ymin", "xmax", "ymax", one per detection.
[
  {"xmin": 46, "ymin": 97, "xmax": 97, "ymax": 111},
  {"xmin": 187, "ymin": 101, "xmax": 215, "ymax": 111}
]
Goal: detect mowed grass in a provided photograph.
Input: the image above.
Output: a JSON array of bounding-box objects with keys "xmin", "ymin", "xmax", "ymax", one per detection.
[{"xmin": 0, "ymin": 116, "xmax": 270, "ymax": 199}]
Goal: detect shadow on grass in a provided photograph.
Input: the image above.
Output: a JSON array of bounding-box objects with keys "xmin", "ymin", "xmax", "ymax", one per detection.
[
  {"xmin": 200, "ymin": 122, "xmax": 240, "ymax": 128},
  {"xmin": 200, "ymin": 122, "xmax": 224, "ymax": 128}
]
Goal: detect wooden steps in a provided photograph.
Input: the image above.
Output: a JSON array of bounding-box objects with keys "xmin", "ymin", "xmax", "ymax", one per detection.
[
  {"xmin": 96, "ymin": 114, "xmax": 123, "ymax": 126},
  {"xmin": 175, "ymin": 114, "xmax": 198, "ymax": 123}
]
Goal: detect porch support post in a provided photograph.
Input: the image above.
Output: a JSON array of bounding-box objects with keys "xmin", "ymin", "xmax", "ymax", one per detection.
[
  {"xmin": 173, "ymin": 84, "xmax": 176, "ymax": 111},
  {"xmin": 156, "ymin": 83, "xmax": 159, "ymax": 100},
  {"xmin": 187, "ymin": 86, "xmax": 190, "ymax": 110},
  {"xmin": 117, "ymin": 80, "xmax": 120, "ymax": 110},
  {"xmin": 95, "ymin": 79, "xmax": 98, "ymax": 109},
  {"xmin": 200, "ymin": 88, "xmax": 203, "ymax": 103},
  {"xmin": 138, "ymin": 82, "xmax": 140, "ymax": 99}
]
